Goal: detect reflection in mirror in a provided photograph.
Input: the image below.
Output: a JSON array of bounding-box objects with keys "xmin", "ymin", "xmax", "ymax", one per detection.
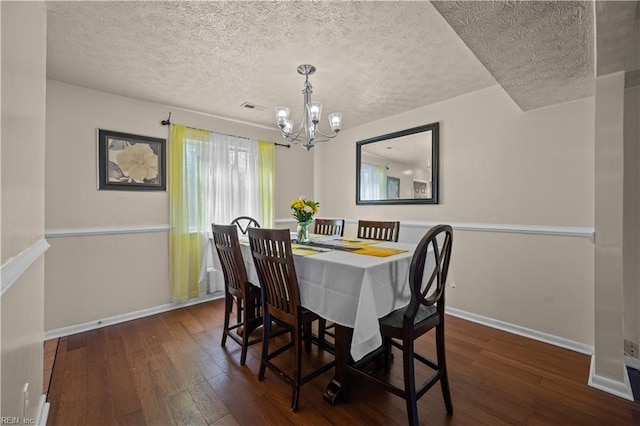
[{"xmin": 356, "ymin": 122, "xmax": 439, "ymax": 205}]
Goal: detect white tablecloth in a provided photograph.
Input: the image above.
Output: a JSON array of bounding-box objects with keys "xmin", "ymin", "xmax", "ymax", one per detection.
[{"xmin": 203, "ymin": 235, "xmax": 417, "ymax": 361}]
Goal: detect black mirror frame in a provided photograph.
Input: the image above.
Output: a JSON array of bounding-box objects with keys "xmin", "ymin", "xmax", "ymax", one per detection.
[{"xmin": 356, "ymin": 122, "xmax": 439, "ymax": 205}]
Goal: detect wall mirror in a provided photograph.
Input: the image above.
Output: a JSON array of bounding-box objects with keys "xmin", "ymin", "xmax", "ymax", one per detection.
[{"xmin": 356, "ymin": 122, "xmax": 439, "ymax": 205}]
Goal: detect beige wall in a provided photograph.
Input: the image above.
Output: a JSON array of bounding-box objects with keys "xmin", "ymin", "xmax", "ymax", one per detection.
[
  {"xmin": 624, "ymin": 84, "xmax": 640, "ymax": 352},
  {"xmin": 314, "ymin": 85, "xmax": 596, "ymax": 345},
  {"xmin": 1, "ymin": 1, "xmax": 47, "ymax": 418},
  {"xmin": 595, "ymin": 71, "xmax": 626, "ymax": 382},
  {"xmin": 44, "ymin": 80, "xmax": 312, "ymax": 331}
]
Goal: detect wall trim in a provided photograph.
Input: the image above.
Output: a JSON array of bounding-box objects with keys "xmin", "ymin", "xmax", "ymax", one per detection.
[
  {"xmin": 45, "ymin": 224, "xmax": 170, "ymax": 238},
  {"xmin": 276, "ymin": 218, "xmax": 595, "ymax": 240},
  {"xmin": 36, "ymin": 394, "xmax": 50, "ymax": 426},
  {"xmin": 44, "ymin": 292, "xmax": 224, "ymax": 340},
  {"xmin": 588, "ymin": 355, "xmax": 635, "ymax": 401},
  {"xmin": 625, "ymin": 354, "xmax": 640, "ymax": 370},
  {"xmin": 446, "ymin": 307, "xmax": 594, "ymax": 355},
  {"xmin": 0, "ymin": 239, "xmax": 50, "ymax": 296},
  {"xmin": 45, "ymin": 221, "xmax": 595, "ymax": 240}
]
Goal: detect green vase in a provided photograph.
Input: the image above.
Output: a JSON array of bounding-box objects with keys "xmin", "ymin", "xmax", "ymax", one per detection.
[{"xmin": 297, "ymin": 220, "xmax": 312, "ymax": 243}]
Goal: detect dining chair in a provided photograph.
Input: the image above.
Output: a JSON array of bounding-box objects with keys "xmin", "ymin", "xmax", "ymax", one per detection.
[
  {"xmin": 313, "ymin": 218, "xmax": 345, "ymax": 347},
  {"xmin": 211, "ymin": 223, "xmax": 263, "ymax": 365},
  {"xmin": 314, "ymin": 218, "xmax": 345, "ymax": 237},
  {"xmin": 230, "ymin": 216, "xmax": 260, "ymax": 235},
  {"xmin": 345, "ymin": 224, "xmax": 454, "ymax": 426},
  {"xmin": 357, "ymin": 220, "xmax": 400, "ymax": 242},
  {"xmin": 248, "ymin": 227, "xmax": 336, "ymax": 412}
]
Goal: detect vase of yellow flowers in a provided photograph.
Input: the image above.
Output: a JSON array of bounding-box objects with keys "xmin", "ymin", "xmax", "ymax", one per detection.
[{"xmin": 290, "ymin": 196, "xmax": 319, "ymax": 243}]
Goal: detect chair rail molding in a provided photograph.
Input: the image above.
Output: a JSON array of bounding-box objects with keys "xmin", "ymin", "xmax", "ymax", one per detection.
[
  {"xmin": 45, "ymin": 224, "xmax": 170, "ymax": 238},
  {"xmin": 275, "ymin": 218, "xmax": 595, "ymax": 240},
  {"xmin": 0, "ymin": 238, "xmax": 51, "ymax": 296}
]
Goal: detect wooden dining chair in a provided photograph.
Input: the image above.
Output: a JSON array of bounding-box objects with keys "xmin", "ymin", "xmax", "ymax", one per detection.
[
  {"xmin": 313, "ymin": 218, "xmax": 345, "ymax": 347},
  {"xmin": 248, "ymin": 227, "xmax": 335, "ymax": 412},
  {"xmin": 345, "ymin": 224, "xmax": 454, "ymax": 426},
  {"xmin": 211, "ymin": 224, "xmax": 263, "ymax": 365},
  {"xmin": 230, "ymin": 216, "xmax": 260, "ymax": 235},
  {"xmin": 357, "ymin": 220, "xmax": 400, "ymax": 242},
  {"xmin": 314, "ymin": 218, "xmax": 345, "ymax": 237}
]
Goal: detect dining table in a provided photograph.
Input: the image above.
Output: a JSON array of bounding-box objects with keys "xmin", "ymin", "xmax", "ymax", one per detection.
[{"xmin": 202, "ymin": 232, "xmax": 421, "ymax": 404}]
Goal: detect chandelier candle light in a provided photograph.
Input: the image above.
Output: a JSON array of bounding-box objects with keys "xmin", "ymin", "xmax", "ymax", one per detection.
[{"xmin": 275, "ymin": 64, "xmax": 342, "ymax": 151}]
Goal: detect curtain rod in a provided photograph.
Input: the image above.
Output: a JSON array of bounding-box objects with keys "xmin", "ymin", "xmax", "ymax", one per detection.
[{"xmin": 160, "ymin": 112, "xmax": 290, "ymax": 148}]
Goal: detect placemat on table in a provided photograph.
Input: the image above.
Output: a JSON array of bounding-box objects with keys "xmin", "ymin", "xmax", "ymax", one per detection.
[{"xmin": 301, "ymin": 239, "xmax": 408, "ymax": 257}]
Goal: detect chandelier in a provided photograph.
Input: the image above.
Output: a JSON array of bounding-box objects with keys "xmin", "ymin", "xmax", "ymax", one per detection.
[{"xmin": 274, "ymin": 64, "xmax": 342, "ymax": 151}]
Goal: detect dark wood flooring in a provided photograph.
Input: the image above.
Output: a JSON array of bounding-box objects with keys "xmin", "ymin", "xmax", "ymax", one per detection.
[{"xmin": 46, "ymin": 298, "xmax": 640, "ymax": 425}]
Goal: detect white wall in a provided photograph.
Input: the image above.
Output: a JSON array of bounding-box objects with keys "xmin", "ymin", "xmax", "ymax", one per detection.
[
  {"xmin": 1, "ymin": 1, "xmax": 47, "ymax": 419},
  {"xmin": 314, "ymin": 85, "xmax": 596, "ymax": 346},
  {"xmin": 44, "ymin": 80, "xmax": 313, "ymax": 331}
]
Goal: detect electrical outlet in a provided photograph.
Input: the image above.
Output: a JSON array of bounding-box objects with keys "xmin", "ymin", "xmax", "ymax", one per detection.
[
  {"xmin": 22, "ymin": 382, "xmax": 29, "ymax": 418},
  {"xmin": 624, "ymin": 339, "xmax": 639, "ymax": 359}
]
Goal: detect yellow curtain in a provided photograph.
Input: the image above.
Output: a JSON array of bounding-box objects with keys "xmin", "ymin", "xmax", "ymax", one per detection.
[
  {"xmin": 169, "ymin": 124, "xmax": 211, "ymax": 302},
  {"xmin": 258, "ymin": 140, "xmax": 275, "ymax": 228}
]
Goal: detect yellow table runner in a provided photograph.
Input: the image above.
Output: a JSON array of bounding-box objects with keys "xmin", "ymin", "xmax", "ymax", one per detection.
[
  {"xmin": 240, "ymin": 237, "xmax": 407, "ymax": 257},
  {"xmin": 304, "ymin": 238, "xmax": 408, "ymax": 257}
]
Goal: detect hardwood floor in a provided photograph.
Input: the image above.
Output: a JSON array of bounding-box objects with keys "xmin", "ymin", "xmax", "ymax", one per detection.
[{"xmin": 47, "ymin": 299, "xmax": 640, "ymax": 425}]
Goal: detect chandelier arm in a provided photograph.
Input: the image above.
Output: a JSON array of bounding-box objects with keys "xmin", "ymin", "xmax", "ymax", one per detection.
[
  {"xmin": 282, "ymin": 125, "xmax": 304, "ymax": 142},
  {"xmin": 307, "ymin": 137, "xmax": 332, "ymax": 145},
  {"xmin": 314, "ymin": 128, "xmax": 338, "ymax": 139}
]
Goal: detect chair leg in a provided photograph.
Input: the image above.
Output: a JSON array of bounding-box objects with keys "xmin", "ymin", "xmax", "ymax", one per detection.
[
  {"xmin": 258, "ymin": 313, "xmax": 271, "ymax": 381},
  {"xmin": 436, "ymin": 323, "xmax": 453, "ymax": 414},
  {"xmin": 303, "ymin": 322, "xmax": 312, "ymax": 353},
  {"xmin": 221, "ymin": 294, "xmax": 232, "ymax": 347},
  {"xmin": 240, "ymin": 298, "xmax": 251, "ymax": 365},
  {"xmin": 291, "ymin": 324, "xmax": 303, "ymax": 412},
  {"xmin": 318, "ymin": 318, "xmax": 326, "ymax": 346},
  {"xmin": 403, "ymin": 340, "xmax": 419, "ymax": 426},
  {"xmin": 236, "ymin": 298, "xmax": 243, "ymax": 325},
  {"xmin": 383, "ymin": 336, "xmax": 392, "ymax": 373}
]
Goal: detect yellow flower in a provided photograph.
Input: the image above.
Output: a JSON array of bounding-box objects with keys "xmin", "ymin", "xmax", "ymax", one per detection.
[
  {"xmin": 116, "ymin": 144, "xmax": 158, "ymax": 182},
  {"xmin": 290, "ymin": 196, "xmax": 319, "ymax": 223}
]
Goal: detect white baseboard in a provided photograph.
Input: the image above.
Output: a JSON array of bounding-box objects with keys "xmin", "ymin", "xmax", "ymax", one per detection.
[
  {"xmin": 44, "ymin": 292, "xmax": 224, "ymax": 340},
  {"xmin": 36, "ymin": 394, "xmax": 50, "ymax": 426},
  {"xmin": 445, "ymin": 307, "xmax": 594, "ymax": 355},
  {"xmin": 588, "ymin": 355, "xmax": 635, "ymax": 401},
  {"xmin": 625, "ymin": 354, "xmax": 640, "ymax": 370},
  {"xmin": 448, "ymin": 307, "xmax": 637, "ymax": 401}
]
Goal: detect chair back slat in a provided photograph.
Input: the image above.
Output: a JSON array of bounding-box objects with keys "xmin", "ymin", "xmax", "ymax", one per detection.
[
  {"xmin": 314, "ymin": 218, "xmax": 345, "ymax": 237},
  {"xmin": 248, "ymin": 228, "xmax": 301, "ymax": 324},
  {"xmin": 212, "ymin": 224, "xmax": 250, "ymax": 298},
  {"xmin": 404, "ymin": 224, "xmax": 453, "ymax": 323},
  {"xmin": 357, "ymin": 220, "xmax": 400, "ymax": 242},
  {"xmin": 231, "ymin": 216, "xmax": 261, "ymax": 235}
]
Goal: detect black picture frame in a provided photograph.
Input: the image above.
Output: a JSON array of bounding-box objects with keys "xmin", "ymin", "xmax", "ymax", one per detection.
[
  {"xmin": 97, "ymin": 129, "xmax": 166, "ymax": 191},
  {"xmin": 356, "ymin": 122, "xmax": 439, "ymax": 205}
]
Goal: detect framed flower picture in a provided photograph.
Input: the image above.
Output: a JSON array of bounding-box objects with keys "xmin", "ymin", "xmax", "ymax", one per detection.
[{"xmin": 97, "ymin": 129, "xmax": 166, "ymax": 191}]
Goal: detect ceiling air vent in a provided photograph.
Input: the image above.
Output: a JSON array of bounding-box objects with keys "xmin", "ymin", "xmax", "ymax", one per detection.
[{"xmin": 241, "ymin": 102, "xmax": 266, "ymax": 112}]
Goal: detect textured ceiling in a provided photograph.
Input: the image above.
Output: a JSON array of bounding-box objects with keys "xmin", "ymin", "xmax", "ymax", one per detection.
[
  {"xmin": 46, "ymin": 1, "xmax": 601, "ymax": 130},
  {"xmin": 432, "ymin": 1, "xmax": 595, "ymax": 111}
]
